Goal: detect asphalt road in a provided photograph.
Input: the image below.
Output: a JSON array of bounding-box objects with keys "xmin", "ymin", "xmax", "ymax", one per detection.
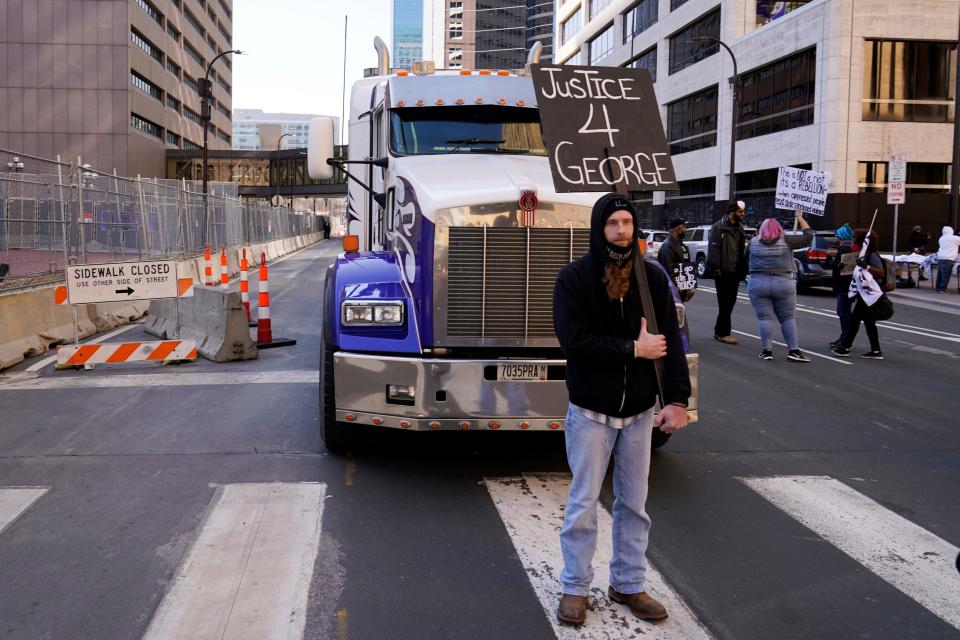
[{"xmin": 0, "ymin": 239, "xmax": 957, "ymax": 640}]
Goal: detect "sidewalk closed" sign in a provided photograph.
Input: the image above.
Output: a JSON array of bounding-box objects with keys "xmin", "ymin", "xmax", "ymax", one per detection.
[{"xmin": 66, "ymin": 260, "xmax": 180, "ymax": 304}]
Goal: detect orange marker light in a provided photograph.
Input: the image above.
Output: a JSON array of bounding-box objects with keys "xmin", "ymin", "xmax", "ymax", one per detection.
[
  {"xmin": 489, "ymin": 421, "xmax": 501, "ymax": 430},
  {"xmin": 343, "ymin": 235, "xmax": 360, "ymax": 253},
  {"xmin": 479, "ymin": 69, "xmax": 491, "ymax": 75},
  {"xmin": 416, "ymin": 98, "xmax": 425, "ymax": 106},
  {"xmin": 430, "ymin": 421, "xmax": 441, "ymax": 430},
  {"xmin": 397, "ymin": 99, "xmax": 406, "ymax": 107},
  {"xmin": 497, "ymin": 98, "xmax": 506, "ymax": 105},
  {"xmin": 516, "ymin": 99, "xmax": 525, "ymax": 106},
  {"xmin": 519, "ymin": 421, "xmax": 530, "ymax": 430},
  {"xmin": 497, "ymin": 70, "xmax": 510, "ymax": 76},
  {"xmin": 475, "ymin": 97, "xmax": 484, "ymax": 104},
  {"xmin": 455, "ymin": 98, "xmax": 464, "ymax": 104},
  {"xmin": 435, "ymin": 98, "xmax": 445, "ymax": 105},
  {"xmin": 400, "ymin": 420, "xmax": 411, "ymax": 429},
  {"xmin": 460, "ymin": 421, "xmax": 470, "ymax": 430},
  {"xmin": 346, "ymin": 414, "xmax": 356, "ymax": 422},
  {"xmin": 549, "ymin": 421, "xmax": 560, "ymax": 430},
  {"xmin": 372, "ymin": 417, "xmax": 383, "ymax": 425},
  {"xmin": 397, "ymin": 70, "xmax": 409, "ymax": 76},
  {"xmin": 460, "ymin": 69, "xmax": 472, "ymax": 75}
]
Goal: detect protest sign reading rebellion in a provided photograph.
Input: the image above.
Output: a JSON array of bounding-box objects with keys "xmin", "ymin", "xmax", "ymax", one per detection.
[
  {"xmin": 775, "ymin": 166, "xmax": 831, "ymax": 216},
  {"xmin": 530, "ymin": 64, "xmax": 677, "ymax": 193}
]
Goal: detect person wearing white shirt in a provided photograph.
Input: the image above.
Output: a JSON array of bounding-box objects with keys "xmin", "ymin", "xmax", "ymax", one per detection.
[{"xmin": 935, "ymin": 226, "xmax": 960, "ymax": 293}]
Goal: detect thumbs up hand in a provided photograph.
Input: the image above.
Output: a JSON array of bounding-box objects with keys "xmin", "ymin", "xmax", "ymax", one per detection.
[{"xmin": 634, "ymin": 317, "xmax": 667, "ymax": 360}]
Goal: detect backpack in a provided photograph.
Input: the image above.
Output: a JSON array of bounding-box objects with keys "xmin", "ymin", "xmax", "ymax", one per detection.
[{"xmin": 880, "ymin": 258, "xmax": 896, "ymax": 293}]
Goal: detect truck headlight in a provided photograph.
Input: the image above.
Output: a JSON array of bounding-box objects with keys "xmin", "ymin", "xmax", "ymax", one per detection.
[{"xmin": 342, "ymin": 301, "xmax": 405, "ymax": 326}]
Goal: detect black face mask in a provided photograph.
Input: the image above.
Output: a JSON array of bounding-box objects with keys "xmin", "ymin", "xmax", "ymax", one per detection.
[
  {"xmin": 677, "ymin": 231, "xmax": 686, "ymax": 240},
  {"xmin": 604, "ymin": 240, "xmax": 634, "ymax": 266}
]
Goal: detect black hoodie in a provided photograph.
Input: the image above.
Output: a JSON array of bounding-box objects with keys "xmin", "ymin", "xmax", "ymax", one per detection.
[{"xmin": 552, "ymin": 194, "xmax": 691, "ymax": 417}]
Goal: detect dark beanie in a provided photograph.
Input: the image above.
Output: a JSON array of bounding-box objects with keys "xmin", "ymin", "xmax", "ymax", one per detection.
[{"xmin": 589, "ymin": 193, "xmax": 637, "ymax": 265}]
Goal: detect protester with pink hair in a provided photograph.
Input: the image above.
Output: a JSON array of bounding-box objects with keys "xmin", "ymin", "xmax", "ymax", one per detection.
[{"xmin": 746, "ymin": 211, "xmax": 813, "ymax": 361}]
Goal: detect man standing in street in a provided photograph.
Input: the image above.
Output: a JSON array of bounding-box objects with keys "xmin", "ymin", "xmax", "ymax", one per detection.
[
  {"xmin": 657, "ymin": 217, "xmax": 695, "ymax": 302},
  {"xmin": 935, "ymin": 225, "xmax": 960, "ymax": 293},
  {"xmin": 553, "ymin": 193, "xmax": 691, "ymax": 627},
  {"xmin": 707, "ymin": 201, "xmax": 747, "ymax": 344}
]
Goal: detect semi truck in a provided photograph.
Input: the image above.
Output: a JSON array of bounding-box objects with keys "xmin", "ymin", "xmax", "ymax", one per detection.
[{"xmin": 307, "ymin": 38, "xmax": 698, "ymax": 452}]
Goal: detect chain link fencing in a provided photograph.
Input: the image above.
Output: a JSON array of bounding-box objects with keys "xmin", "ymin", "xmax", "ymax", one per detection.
[{"xmin": 0, "ymin": 148, "xmax": 319, "ymax": 293}]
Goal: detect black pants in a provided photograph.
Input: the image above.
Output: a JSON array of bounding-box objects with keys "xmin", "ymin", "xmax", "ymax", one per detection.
[
  {"xmin": 714, "ymin": 272, "xmax": 741, "ymax": 338},
  {"xmin": 843, "ymin": 296, "xmax": 880, "ymax": 351}
]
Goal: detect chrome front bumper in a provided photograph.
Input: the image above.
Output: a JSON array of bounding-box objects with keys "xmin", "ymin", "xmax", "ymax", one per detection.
[{"xmin": 333, "ymin": 352, "xmax": 699, "ymax": 432}]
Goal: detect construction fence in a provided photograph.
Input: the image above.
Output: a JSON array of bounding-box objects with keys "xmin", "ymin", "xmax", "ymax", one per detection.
[{"xmin": 0, "ymin": 148, "xmax": 322, "ymax": 293}]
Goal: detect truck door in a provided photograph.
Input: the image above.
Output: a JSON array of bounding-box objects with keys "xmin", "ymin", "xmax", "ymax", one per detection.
[{"xmin": 370, "ymin": 105, "xmax": 387, "ymax": 250}]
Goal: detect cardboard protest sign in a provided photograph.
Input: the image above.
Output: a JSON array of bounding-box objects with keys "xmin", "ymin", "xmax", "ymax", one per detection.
[
  {"xmin": 775, "ymin": 166, "xmax": 831, "ymax": 216},
  {"xmin": 672, "ymin": 262, "xmax": 697, "ymax": 292},
  {"xmin": 530, "ymin": 64, "xmax": 677, "ymax": 193}
]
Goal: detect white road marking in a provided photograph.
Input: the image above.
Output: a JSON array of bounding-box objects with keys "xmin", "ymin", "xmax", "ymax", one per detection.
[
  {"xmin": 143, "ymin": 482, "xmax": 326, "ymax": 640},
  {"xmin": 730, "ymin": 330, "xmax": 852, "ymax": 365},
  {"xmin": 24, "ymin": 323, "xmax": 142, "ymax": 372},
  {"xmin": 700, "ymin": 286, "xmax": 960, "ymax": 344},
  {"xmin": 0, "ymin": 487, "xmax": 49, "ymax": 535},
  {"xmin": 741, "ymin": 476, "xmax": 960, "ymax": 631},
  {"xmin": 0, "ymin": 370, "xmax": 318, "ymax": 391},
  {"xmin": 485, "ymin": 474, "xmax": 713, "ymax": 640}
]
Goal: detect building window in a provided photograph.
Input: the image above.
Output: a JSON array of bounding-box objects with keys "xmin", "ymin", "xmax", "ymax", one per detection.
[
  {"xmin": 166, "ymin": 130, "xmax": 181, "ymax": 147},
  {"xmin": 208, "ymin": 35, "xmax": 218, "ymax": 52},
  {"xmin": 184, "ymin": 139, "xmax": 201, "ymax": 150},
  {"xmin": 624, "ymin": 46, "xmax": 656, "ymax": 82},
  {"xmin": 858, "ymin": 162, "xmax": 952, "ymax": 193},
  {"xmin": 668, "ymin": 7, "xmax": 720, "ymax": 75},
  {"xmin": 135, "ymin": 0, "xmax": 163, "ymax": 25},
  {"xmin": 589, "ymin": 24, "xmax": 614, "ymax": 64},
  {"xmin": 208, "ymin": 7, "xmax": 218, "ymax": 23},
  {"xmin": 667, "ymin": 84, "xmax": 718, "ymax": 154},
  {"xmin": 623, "ymin": 0, "xmax": 656, "ymax": 43},
  {"xmin": 862, "ymin": 39, "xmax": 957, "ymax": 123},
  {"xmin": 219, "ymin": 0, "xmax": 231, "ymax": 20},
  {"xmin": 562, "ymin": 8, "xmax": 581, "ymax": 44},
  {"xmin": 590, "ymin": 0, "xmax": 612, "ymax": 20},
  {"xmin": 166, "ymin": 23, "xmax": 181, "ymax": 41},
  {"xmin": 167, "ymin": 95, "xmax": 181, "ymax": 112},
  {"xmin": 734, "ymin": 164, "xmax": 811, "ymax": 196},
  {"xmin": 131, "ymin": 29, "xmax": 163, "ymax": 63},
  {"xmin": 217, "ymin": 130, "xmax": 231, "ymax": 143},
  {"xmin": 217, "ymin": 103, "xmax": 231, "ymax": 119},
  {"xmin": 131, "ymin": 113, "xmax": 162, "ymax": 138},
  {"xmin": 670, "ymin": 0, "xmax": 690, "ymax": 9},
  {"xmin": 448, "ymin": 48, "xmax": 463, "ymax": 68},
  {"xmin": 563, "ymin": 49, "xmax": 582, "ymax": 65},
  {"xmin": 183, "ymin": 107, "xmax": 202, "ymax": 125},
  {"xmin": 183, "ymin": 8, "xmax": 205, "ymax": 37},
  {"xmin": 449, "ymin": 23, "xmax": 463, "ymax": 39},
  {"xmin": 737, "ymin": 47, "xmax": 815, "ymax": 140},
  {"xmin": 184, "ymin": 40, "xmax": 205, "ymax": 67},
  {"xmin": 665, "ymin": 177, "xmax": 715, "ymax": 202},
  {"xmin": 218, "ymin": 21, "xmax": 230, "ymax": 41},
  {"xmin": 217, "ymin": 76, "xmax": 232, "ymax": 93},
  {"xmin": 449, "ymin": 0, "xmax": 463, "ymax": 19},
  {"xmin": 167, "ymin": 60, "xmax": 181, "ymax": 78},
  {"xmin": 131, "ymin": 71, "xmax": 163, "ymax": 100},
  {"xmin": 184, "ymin": 74, "xmax": 200, "ymax": 94}
]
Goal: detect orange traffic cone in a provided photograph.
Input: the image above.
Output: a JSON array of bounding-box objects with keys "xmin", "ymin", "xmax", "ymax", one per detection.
[
  {"xmin": 204, "ymin": 245, "xmax": 213, "ymax": 286},
  {"xmin": 240, "ymin": 248, "xmax": 254, "ymax": 326},
  {"xmin": 219, "ymin": 246, "xmax": 228, "ymax": 290},
  {"xmin": 255, "ymin": 252, "xmax": 296, "ymax": 349}
]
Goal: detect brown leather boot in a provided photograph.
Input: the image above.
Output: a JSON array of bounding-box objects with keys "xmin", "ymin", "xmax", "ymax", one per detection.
[
  {"xmin": 608, "ymin": 587, "xmax": 668, "ymax": 621},
  {"xmin": 556, "ymin": 594, "xmax": 588, "ymax": 626}
]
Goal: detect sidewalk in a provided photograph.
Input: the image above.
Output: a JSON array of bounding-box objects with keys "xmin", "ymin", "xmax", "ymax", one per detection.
[{"xmin": 888, "ymin": 275, "xmax": 960, "ymax": 312}]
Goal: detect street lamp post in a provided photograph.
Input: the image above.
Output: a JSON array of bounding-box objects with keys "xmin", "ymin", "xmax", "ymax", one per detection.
[
  {"xmin": 274, "ymin": 133, "xmax": 293, "ymax": 208},
  {"xmin": 696, "ymin": 36, "xmax": 739, "ymax": 202},
  {"xmin": 6, "ymin": 156, "xmax": 25, "ymax": 173},
  {"xmin": 200, "ymin": 48, "xmax": 244, "ymax": 246}
]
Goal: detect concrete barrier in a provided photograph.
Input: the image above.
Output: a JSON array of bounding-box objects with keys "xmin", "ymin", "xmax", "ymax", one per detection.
[{"xmin": 144, "ymin": 287, "xmax": 257, "ymax": 362}]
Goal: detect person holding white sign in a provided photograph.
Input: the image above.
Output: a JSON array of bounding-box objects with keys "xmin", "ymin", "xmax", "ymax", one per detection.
[{"xmin": 746, "ymin": 212, "xmax": 813, "ymax": 362}]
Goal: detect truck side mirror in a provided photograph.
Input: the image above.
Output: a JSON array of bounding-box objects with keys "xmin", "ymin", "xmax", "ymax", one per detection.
[{"xmin": 307, "ymin": 116, "xmax": 335, "ymax": 179}]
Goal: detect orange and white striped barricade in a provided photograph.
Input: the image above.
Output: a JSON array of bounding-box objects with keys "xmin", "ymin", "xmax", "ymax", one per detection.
[
  {"xmin": 204, "ymin": 245, "xmax": 214, "ymax": 286},
  {"xmin": 220, "ymin": 245, "xmax": 229, "ymax": 290},
  {"xmin": 255, "ymin": 252, "xmax": 296, "ymax": 349},
  {"xmin": 57, "ymin": 340, "xmax": 197, "ymax": 367},
  {"xmin": 240, "ymin": 248, "xmax": 255, "ymax": 327}
]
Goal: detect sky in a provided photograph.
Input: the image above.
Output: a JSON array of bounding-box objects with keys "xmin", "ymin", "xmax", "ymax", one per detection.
[{"xmin": 232, "ymin": 0, "xmax": 392, "ymax": 126}]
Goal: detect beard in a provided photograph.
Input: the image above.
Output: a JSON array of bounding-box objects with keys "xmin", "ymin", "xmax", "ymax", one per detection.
[{"xmin": 603, "ymin": 260, "xmax": 632, "ymax": 301}]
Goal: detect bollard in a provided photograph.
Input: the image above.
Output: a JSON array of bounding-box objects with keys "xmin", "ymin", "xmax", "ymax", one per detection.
[
  {"xmin": 204, "ymin": 245, "xmax": 213, "ymax": 287},
  {"xmin": 220, "ymin": 246, "xmax": 229, "ymax": 290},
  {"xmin": 240, "ymin": 248, "xmax": 255, "ymax": 327},
  {"xmin": 255, "ymin": 252, "xmax": 296, "ymax": 349}
]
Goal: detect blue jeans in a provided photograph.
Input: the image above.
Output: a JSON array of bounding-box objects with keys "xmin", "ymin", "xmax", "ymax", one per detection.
[
  {"xmin": 747, "ymin": 274, "xmax": 799, "ymax": 351},
  {"xmin": 836, "ymin": 292, "xmax": 852, "ymax": 341},
  {"xmin": 560, "ymin": 404, "xmax": 653, "ymax": 596},
  {"xmin": 936, "ymin": 259, "xmax": 955, "ymax": 291}
]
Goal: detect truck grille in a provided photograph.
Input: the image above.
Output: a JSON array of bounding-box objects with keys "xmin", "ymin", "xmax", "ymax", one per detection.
[{"xmin": 446, "ymin": 226, "xmax": 590, "ymax": 340}]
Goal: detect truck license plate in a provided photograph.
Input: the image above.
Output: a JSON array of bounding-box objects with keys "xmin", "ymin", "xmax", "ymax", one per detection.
[{"xmin": 497, "ymin": 364, "xmax": 547, "ymax": 381}]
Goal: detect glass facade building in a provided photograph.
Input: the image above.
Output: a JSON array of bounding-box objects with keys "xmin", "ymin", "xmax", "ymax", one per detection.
[{"xmin": 394, "ymin": 0, "xmax": 424, "ymax": 69}]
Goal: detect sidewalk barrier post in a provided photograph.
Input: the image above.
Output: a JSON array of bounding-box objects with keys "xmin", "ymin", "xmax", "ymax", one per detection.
[
  {"xmin": 220, "ymin": 245, "xmax": 228, "ymax": 290},
  {"xmin": 204, "ymin": 244, "xmax": 213, "ymax": 286},
  {"xmin": 255, "ymin": 252, "xmax": 296, "ymax": 349},
  {"xmin": 240, "ymin": 247, "xmax": 255, "ymax": 327}
]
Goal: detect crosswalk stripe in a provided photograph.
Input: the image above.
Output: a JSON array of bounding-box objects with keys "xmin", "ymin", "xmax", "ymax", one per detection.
[
  {"xmin": 485, "ymin": 474, "xmax": 713, "ymax": 640},
  {"xmin": 0, "ymin": 487, "xmax": 49, "ymax": 535},
  {"xmin": 143, "ymin": 482, "xmax": 326, "ymax": 640},
  {"xmin": 741, "ymin": 475, "xmax": 960, "ymax": 631}
]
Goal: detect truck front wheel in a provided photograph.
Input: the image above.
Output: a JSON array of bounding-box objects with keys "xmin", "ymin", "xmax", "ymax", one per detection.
[{"xmin": 320, "ymin": 337, "xmax": 353, "ymax": 454}]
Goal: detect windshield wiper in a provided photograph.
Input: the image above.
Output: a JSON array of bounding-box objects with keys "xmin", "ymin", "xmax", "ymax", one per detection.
[
  {"xmin": 445, "ymin": 138, "xmax": 506, "ymax": 153},
  {"xmin": 468, "ymin": 147, "xmax": 531, "ymax": 154}
]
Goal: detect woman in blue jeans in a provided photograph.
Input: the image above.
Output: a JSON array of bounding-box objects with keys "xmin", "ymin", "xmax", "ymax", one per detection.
[{"xmin": 747, "ymin": 213, "xmax": 813, "ymax": 361}]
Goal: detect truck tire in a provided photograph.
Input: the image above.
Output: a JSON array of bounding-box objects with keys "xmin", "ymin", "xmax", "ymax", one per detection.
[
  {"xmin": 651, "ymin": 427, "xmax": 672, "ymax": 449},
  {"xmin": 320, "ymin": 337, "xmax": 353, "ymax": 454}
]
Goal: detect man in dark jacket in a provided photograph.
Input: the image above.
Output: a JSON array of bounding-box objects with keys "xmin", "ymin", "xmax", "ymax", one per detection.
[
  {"xmin": 552, "ymin": 193, "xmax": 691, "ymax": 627},
  {"xmin": 706, "ymin": 201, "xmax": 747, "ymax": 344},
  {"xmin": 657, "ymin": 217, "xmax": 695, "ymax": 302}
]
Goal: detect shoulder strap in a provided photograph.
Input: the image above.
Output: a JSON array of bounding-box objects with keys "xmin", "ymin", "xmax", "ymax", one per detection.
[{"xmin": 633, "ymin": 253, "xmax": 666, "ymax": 408}]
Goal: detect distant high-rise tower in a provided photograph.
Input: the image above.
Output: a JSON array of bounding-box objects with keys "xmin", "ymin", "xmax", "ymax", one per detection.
[{"xmin": 393, "ymin": 0, "xmax": 424, "ymax": 69}]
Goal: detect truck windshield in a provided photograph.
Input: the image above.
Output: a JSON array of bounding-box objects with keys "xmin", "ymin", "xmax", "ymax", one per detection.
[{"xmin": 390, "ymin": 106, "xmax": 547, "ymax": 156}]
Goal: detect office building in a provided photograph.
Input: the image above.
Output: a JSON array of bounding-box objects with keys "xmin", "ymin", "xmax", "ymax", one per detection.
[
  {"xmin": 232, "ymin": 110, "xmax": 339, "ymax": 151},
  {"xmin": 423, "ymin": 0, "xmax": 554, "ymax": 70},
  {"xmin": 0, "ymin": 0, "xmax": 235, "ymax": 178},
  {"xmin": 394, "ymin": 0, "xmax": 425, "ymax": 69},
  {"xmin": 556, "ymin": 0, "xmax": 959, "ymax": 235}
]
